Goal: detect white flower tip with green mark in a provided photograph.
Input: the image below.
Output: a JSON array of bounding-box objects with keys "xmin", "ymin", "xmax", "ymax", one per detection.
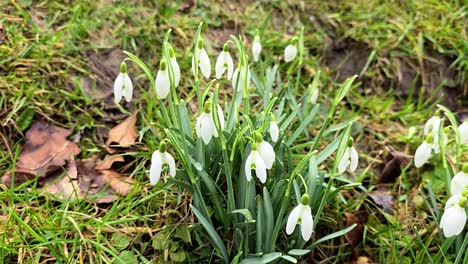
[
  {"xmin": 337, "ymin": 146, "xmax": 359, "ymax": 174},
  {"xmin": 245, "ymin": 150, "xmax": 267, "ymax": 183},
  {"xmin": 284, "ymin": 44, "xmax": 297, "ymax": 62},
  {"xmin": 286, "ymin": 203, "xmax": 314, "ymax": 241},
  {"xmin": 150, "ymin": 149, "xmax": 176, "ymax": 185},
  {"xmin": 195, "ymin": 104, "xmax": 225, "ymax": 145},
  {"xmin": 155, "ymin": 61, "xmax": 170, "ymax": 99}
]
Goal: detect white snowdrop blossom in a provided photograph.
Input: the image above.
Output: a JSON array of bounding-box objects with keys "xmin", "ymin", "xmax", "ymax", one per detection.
[
  {"xmin": 414, "ymin": 134, "xmax": 433, "ymax": 168},
  {"xmin": 440, "ymin": 194, "xmax": 467, "ymax": 238},
  {"xmin": 310, "ymin": 86, "xmax": 319, "ymax": 104},
  {"xmin": 168, "ymin": 45, "xmax": 181, "ymax": 87},
  {"xmin": 155, "ymin": 60, "xmax": 170, "ymax": 99},
  {"xmin": 432, "ymin": 127, "xmax": 448, "ymax": 154},
  {"xmin": 269, "ymin": 114, "xmax": 279, "ymax": 143},
  {"xmin": 114, "ymin": 62, "xmax": 133, "ymax": 103},
  {"xmin": 192, "ymin": 38, "xmax": 211, "ymax": 79},
  {"xmin": 459, "ymin": 120, "xmax": 468, "ymax": 144},
  {"xmin": 215, "ymin": 43, "xmax": 234, "ymax": 80},
  {"xmin": 252, "ymin": 35, "xmax": 262, "ymax": 62},
  {"xmin": 284, "ymin": 41, "xmax": 298, "ymax": 62},
  {"xmin": 149, "ymin": 142, "xmax": 176, "ymax": 185},
  {"xmin": 338, "ymin": 138, "xmax": 359, "ymax": 174},
  {"xmin": 451, "ymin": 164, "xmax": 468, "ymax": 196},
  {"xmin": 195, "ymin": 101, "xmax": 225, "ymax": 145},
  {"xmin": 424, "ymin": 111, "xmax": 441, "ymax": 136},
  {"xmin": 245, "ymin": 145, "xmax": 267, "ymax": 183},
  {"xmin": 286, "ymin": 194, "xmax": 314, "ymax": 241},
  {"xmin": 257, "ymin": 140, "xmax": 275, "ymax": 170}
]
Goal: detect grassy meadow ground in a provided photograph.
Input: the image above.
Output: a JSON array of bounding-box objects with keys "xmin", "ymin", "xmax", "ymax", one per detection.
[{"xmin": 0, "ymin": 0, "xmax": 467, "ymax": 263}]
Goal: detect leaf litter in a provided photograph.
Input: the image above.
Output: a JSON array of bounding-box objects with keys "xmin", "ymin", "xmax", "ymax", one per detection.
[{"xmin": 2, "ymin": 119, "xmax": 137, "ymax": 204}]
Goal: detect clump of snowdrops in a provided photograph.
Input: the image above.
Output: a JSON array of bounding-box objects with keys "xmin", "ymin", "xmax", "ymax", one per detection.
[{"xmin": 114, "ymin": 23, "xmax": 371, "ymax": 263}]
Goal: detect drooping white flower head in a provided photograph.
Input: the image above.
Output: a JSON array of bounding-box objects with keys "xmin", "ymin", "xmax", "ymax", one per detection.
[
  {"xmin": 424, "ymin": 111, "xmax": 441, "ymax": 136},
  {"xmin": 459, "ymin": 119, "xmax": 468, "ymax": 144},
  {"xmin": 114, "ymin": 61, "xmax": 133, "ymax": 103},
  {"xmin": 269, "ymin": 113, "xmax": 279, "ymax": 143},
  {"xmin": 284, "ymin": 38, "xmax": 298, "ymax": 63},
  {"xmin": 215, "ymin": 43, "xmax": 234, "ymax": 80},
  {"xmin": 414, "ymin": 134, "xmax": 433, "ymax": 168},
  {"xmin": 195, "ymin": 100, "xmax": 225, "ymax": 145},
  {"xmin": 451, "ymin": 164, "xmax": 468, "ymax": 196},
  {"xmin": 168, "ymin": 45, "xmax": 181, "ymax": 87},
  {"xmin": 440, "ymin": 194, "xmax": 467, "ymax": 238},
  {"xmin": 309, "ymin": 86, "xmax": 319, "ymax": 104},
  {"xmin": 155, "ymin": 59, "xmax": 170, "ymax": 99},
  {"xmin": 245, "ymin": 144, "xmax": 267, "ymax": 183},
  {"xmin": 252, "ymin": 34, "xmax": 262, "ymax": 62},
  {"xmin": 286, "ymin": 194, "xmax": 314, "ymax": 241},
  {"xmin": 192, "ymin": 38, "xmax": 211, "ymax": 79},
  {"xmin": 432, "ymin": 127, "xmax": 448, "ymax": 154},
  {"xmin": 254, "ymin": 132, "xmax": 275, "ymax": 170},
  {"xmin": 149, "ymin": 142, "xmax": 176, "ymax": 185},
  {"xmin": 337, "ymin": 138, "xmax": 359, "ymax": 174}
]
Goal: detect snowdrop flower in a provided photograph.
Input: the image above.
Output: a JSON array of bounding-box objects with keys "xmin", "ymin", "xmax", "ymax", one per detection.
[
  {"xmin": 286, "ymin": 194, "xmax": 314, "ymax": 241},
  {"xmin": 309, "ymin": 85, "xmax": 319, "ymax": 104},
  {"xmin": 254, "ymin": 132, "xmax": 275, "ymax": 169},
  {"xmin": 451, "ymin": 164, "xmax": 468, "ymax": 196},
  {"xmin": 155, "ymin": 60, "xmax": 170, "ymax": 99},
  {"xmin": 192, "ymin": 38, "xmax": 211, "ymax": 79},
  {"xmin": 424, "ymin": 110, "xmax": 441, "ymax": 136},
  {"xmin": 440, "ymin": 194, "xmax": 467, "ymax": 238},
  {"xmin": 252, "ymin": 34, "xmax": 261, "ymax": 62},
  {"xmin": 215, "ymin": 43, "xmax": 234, "ymax": 80},
  {"xmin": 338, "ymin": 138, "xmax": 359, "ymax": 174},
  {"xmin": 168, "ymin": 45, "xmax": 181, "ymax": 87},
  {"xmin": 149, "ymin": 142, "xmax": 176, "ymax": 185},
  {"xmin": 245, "ymin": 143, "xmax": 267, "ymax": 183},
  {"xmin": 432, "ymin": 127, "xmax": 448, "ymax": 154},
  {"xmin": 114, "ymin": 61, "xmax": 133, "ymax": 103},
  {"xmin": 195, "ymin": 100, "xmax": 225, "ymax": 145},
  {"xmin": 459, "ymin": 119, "xmax": 468, "ymax": 144},
  {"xmin": 269, "ymin": 113, "xmax": 279, "ymax": 142},
  {"xmin": 414, "ymin": 134, "xmax": 433, "ymax": 168},
  {"xmin": 284, "ymin": 38, "xmax": 298, "ymax": 63}
]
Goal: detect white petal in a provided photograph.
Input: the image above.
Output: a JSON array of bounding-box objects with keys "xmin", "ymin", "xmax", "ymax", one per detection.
[
  {"xmin": 441, "ymin": 206, "xmax": 467, "ymax": 237},
  {"xmin": 310, "ymin": 89, "xmax": 319, "ymax": 104},
  {"xmin": 445, "ymin": 195, "xmax": 462, "ymax": 211},
  {"xmin": 163, "ymin": 152, "xmax": 176, "ymax": 177},
  {"xmin": 414, "ymin": 142, "xmax": 432, "ymax": 168},
  {"xmin": 149, "ymin": 151, "xmax": 163, "ymax": 185},
  {"xmin": 253, "ymin": 152, "xmax": 267, "ymax": 183},
  {"xmin": 171, "ymin": 58, "xmax": 181, "ymax": 87},
  {"xmin": 284, "ymin": 44, "xmax": 297, "ymax": 62},
  {"xmin": 337, "ymin": 149, "xmax": 350, "ymax": 174},
  {"xmin": 198, "ymin": 48, "xmax": 211, "ymax": 79},
  {"xmin": 122, "ymin": 74, "xmax": 133, "ymax": 102},
  {"xmin": 459, "ymin": 122, "xmax": 468, "ymax": 144},
  {"xmin": 424, "ymin": 117, "xmax": 435, "ymax": 135},
  {"xmin": 113, "ymin": 74, "xmax": 123, "ymax": 103},
  {"xmin": 217, "ymin": 105, "xmax": 225, "ymax": 131},
  {"xmin": 252, "ymin": 42, "xmax": 261, "ymax": 62},
  {"xmin": 244, "ymin": 152, "xmax": 253, "ymax": 182},
  {"xmin": 155, "ymin": 69, "xmax": 170, "ymax": 99},
  {"xmin": 300, "ymin": 205, "xmax": 314, "ymax": 241},
  {"xmin": 215, "ymin": 51, "xmax": 226, "ymax": 79},
  {"xmin": 286, "ymin": 205, "xmax": 302, "ymax": 235},
  {"xmin": 258, "ymin": 141, "xmax": 275, "ymax": 170},
  {"xmin": 451, "ymin": 172, "xmax": 468, "ymax": 196},
  {"xmin": 232, "ymin": 68, "xmax": 240, "ymax": 91},
  {"xmin": 432, "ymin": 134, "xmax": 441, "ymax": 153},
  {"xmin": 200, "ymin": 114, "xmax": 214, "ymax": 144},
  {"xmin": 349, "ymin": 147, "xmax": 359, "ymax": 172},
  {"xmin": 269, "ymin": 121, "xmax": 279, "ymax": 142},
  {"xmin": 225, "ymin": 52, "xmax": 234, "ymax": 80}
]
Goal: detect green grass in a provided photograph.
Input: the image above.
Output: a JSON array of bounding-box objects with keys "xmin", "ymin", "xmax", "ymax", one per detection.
[{"xmin": 1, "ymin": 0, "xmax": 467, "ymax": 263}]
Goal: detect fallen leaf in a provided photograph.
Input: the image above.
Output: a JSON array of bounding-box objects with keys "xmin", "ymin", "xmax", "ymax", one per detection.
[
  {"xmin": 0, "ymin": 23, "xmax": 5, "ymax": 44},
  {"xmin": 40, "ymin": 157, "xmax": 134, "ymax": 204},
  {"xmin": 107, "ymin": 112, "xmax": 138, "ymax": 147},
  {"xmin": 369, "ymin": 189, "xmax": 394, "ymax": 215},
  {"xmin": 2, "ymin": 122, "xmax": 80, "ymax": 186},
  {"xmin": 344, "ymin": 211, "xmax": 368, "ymax": 246},
  {"xmin": 378, "ymin": 150, "xmax": 412, "ymax": 183},
  {"xmin": 95, "ymin": 155, "xmax": 125, "ymax": 170}
]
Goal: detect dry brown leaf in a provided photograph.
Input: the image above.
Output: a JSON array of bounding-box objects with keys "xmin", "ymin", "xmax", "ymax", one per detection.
[
  {"xmin": 106, "ymin": 112, "xmax": 138, "ymax": 147},
  {"xmin": 40, "ymin": 157, "xmax": 134, "ymax": 204},
  {"xmin": 1, "ymin": 122, "xmax": 80, "ymax": 186},
  {"xmin": 378, "ymin": 150, "xmax": 412, "ymax": 183},
  {"xmin": 95, "ymin": 155, "xmax": 125, "ymax": 170},
  {"xmin": 369, "ymin": 189, "xmax": 394, "ymax": 215},
  {"xmin": 0, "ymin": 23, "xmax": 4, "ymax": 44}
]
